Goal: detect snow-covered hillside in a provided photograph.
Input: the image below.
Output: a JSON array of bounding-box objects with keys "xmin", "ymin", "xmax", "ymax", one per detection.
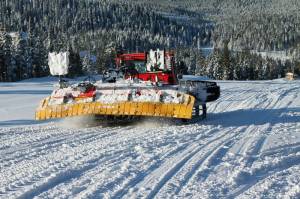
[
  {"xmin": 250, "ymin": 50, "xmax": 292, "ymax": 62},
  {"xmin": 0, "ymin": 78, "xmax": 299, "ymax": 198}
]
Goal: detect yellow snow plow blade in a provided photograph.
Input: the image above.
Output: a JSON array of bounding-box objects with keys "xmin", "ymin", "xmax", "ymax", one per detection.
[{"xmin": 35, "ymin": 94, "xmax": 195, "ymax": 120}]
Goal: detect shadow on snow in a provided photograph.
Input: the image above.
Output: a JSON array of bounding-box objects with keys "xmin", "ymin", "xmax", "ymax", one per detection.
[
  {"xmin": 204, "ymin": 107, "xmax": 300, "ymax": 127},
  {"xmin": 0, "ymin": 90, "xmax": 51, "ymax": 95},
  {"xmin": 0, "ymin": 119, "xmax": 50, "ymax": 127}
]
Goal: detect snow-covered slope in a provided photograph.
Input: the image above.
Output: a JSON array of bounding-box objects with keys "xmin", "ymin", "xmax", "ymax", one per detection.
[{"xmin": 0, "ymin": 78, "xmax": 299, "ymax": 198}]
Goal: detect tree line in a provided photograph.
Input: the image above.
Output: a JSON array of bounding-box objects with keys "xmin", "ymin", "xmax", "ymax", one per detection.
[{"xmin": 0, "ymin": 0, "xmax": 299, "ymax": 82}]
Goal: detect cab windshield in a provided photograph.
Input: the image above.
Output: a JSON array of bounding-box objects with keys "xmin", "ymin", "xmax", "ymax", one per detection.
[{"xmin": 125, "ymin": 61, "xmax": 147, "ymax": 73}]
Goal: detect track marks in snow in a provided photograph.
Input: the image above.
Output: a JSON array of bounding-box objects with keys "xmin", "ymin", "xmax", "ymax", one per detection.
[
  {"xmin": 230, "ymin": 149, "xmax": 300, "ymax": 198},
  {"xmin": 1, "ymin": 80, "xmax": 299, "ymax": 198},
  {"xmin": 236, "ymin": 165, "xmax": 300, "ymax": 199},
  {"xmin": 164, "ymin": 128, "xmax": 245, "ymax": 197},
  {"xmin": 0, "ymin": 126, "xmax": 134, "ymax": 198},
  {"xmin": 123, "ymin": 127, "xmax": 244, "ymax": 198}
]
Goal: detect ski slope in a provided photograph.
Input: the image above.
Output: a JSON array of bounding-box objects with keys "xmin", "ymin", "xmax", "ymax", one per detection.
[{"xmin": 0, "ymin": 78, "xmax": 300, "ymax": 198}]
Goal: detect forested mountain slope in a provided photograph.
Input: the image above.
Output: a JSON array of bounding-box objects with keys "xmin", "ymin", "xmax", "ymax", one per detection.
[
  {"xmin": 0, "ymin": 0, "xmax": 299, "ymax": 82},
  {"xmin": 0, "ymin": 0, "xmax": 211, "ymax": 81}
]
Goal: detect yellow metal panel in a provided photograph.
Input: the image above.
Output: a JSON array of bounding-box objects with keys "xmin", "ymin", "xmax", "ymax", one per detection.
[
  {"xmin": 118, "ymin": 103, "xmax": 125, "ymax": 115},
  {"xmin": 83, "ymin": 103, "xmax": 90, "ymax": 115},
  {"xmin": 99, "ymin": 102, "xmax": 104, "ymax": 114},
  {"xmin": 35, "ymin": 93, "xmax": 196, "ymax": 120},
  {"xmin": 91, "ymin": 103, "xmax": 96, "ymax": 114},
  {"xmin": 142, "ymin": 102, "xmax": 148, "ymax": 115},
  {"xmin": 94, "ymin": 102, "xmax": 99, "ymax": 114},
  {"xmin": 97, "ymin": 103, "xmax": 106, "ymax": 115},
  {"xmin": 95, "ymin": 103, "xmax": 100, "ymax": 114},
  {"xmin": 112, "ymin": 104, "xmax": 119, "ymax": 115},
  {"xmin": 68, "ymin": 105, "xmax": 73, "ymax": 116},
  {"xmin": 78, "ymin": 103, "xmax": 84, "ymax": 115},
  {"xmin": 89, "ymin": 102, "xmax": 96, "ymax": 114},
  {"xmin": 155, "ymin": 104, "xmax": 161, "ymax": 116},
  {"xmin": 35, "ymin": 111, "xmax": 39, "ymax": 120},
  {"xmin": 179, "ymin": 104, "xmax": 187, "ymax": 118},
  {"xmin": 54, "ymin": 106, "xmax": 59, "ymax": 118},
  {"xmin": 106, "ymin": 104, "xmax": 113, "ymax": 115},
  {"xmin": 73, "ymin": 104, "xmax": 79, "ymax": 116},
  {"xmin": 111, "ymin": 104, "xmax": 118, "ymax": 115},
  {"xmin": 148, "ymin": 103, "xmax": 155, "ymax": 116},
  {"xmin": 94, "ymin": 102, "xmax": 100, "ymax": 114},
  {"xmin": 141, "ymin": 103, "xmax": 148, "ymax": 116},
  {"xmin": 57, "ymin": 105, "xmax": 62, "ymax": 118},
  {"xmin": 36, "ymin": 110, "xmax": 41, "ymax": 120},
  {"xmin": 160, "ymin": 103, "xmax": 168, "ymax": 116},
  {"xmin": 124, "ymin": 102, "xmax": 131, "ymax": 115},
  {"xmin": 103, "ymin": 104, "xmax": 109, "ymax": 115},
  {"xmin": 104, "ymin": 104, "xmax": 109, "ymax": 115},
  {"xmin": 136, "ymin": 102, "xmax": 143, "ymax": 115},
  {"xmin": 37, "ymin": 109, "xmax": 46, "ymax": 120},
  {"xmin": 87, "ymin": 103, "xmax": 93, "ymax": 114},
  {"xmin": 46, "ymin": 107, "xmax": 52, "ymax": 119},
  {"xmin": 178, "ymin": 96, "xmax": 194, "ymax": 119},
  {"xmin": 51, "ymin": 106, "xmax": 57, "ymax": 118},
  {"xmin": 173, "ymin": 104, "xmax": 181, "ymax": 118},
  {"xmin": 167, "ymin": 104, "xmax": 174, "ymax": 117},
  {"xmin": 61, "ymin": 105, "xmax": 68, "ymax": 117},
  {"xmin": 81, "ymin": 104, "xmax": 87, "ymax": 115},
  {"xmin": 129, "ymin": 102, "xmax": 136, "ymax": 115}
]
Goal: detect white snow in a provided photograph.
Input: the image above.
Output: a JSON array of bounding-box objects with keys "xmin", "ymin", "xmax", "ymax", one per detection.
[
  {"xmin": 95, "ymin": 88, "xmax": 184, "ymax": 104},
  {"xmin": 181, "ymin": 75, "xmax": 211, "ymax": 81},
  {"xmin": 250, "ymin": 50, "xmax": 292, "ymax": 62},
  {"xmin": 48, "ymin": 80, "xmax": 185, "ymax": 105},
  {"xmin": 0, "ymin": 77, "xmax": 299, "ymax": 198}
]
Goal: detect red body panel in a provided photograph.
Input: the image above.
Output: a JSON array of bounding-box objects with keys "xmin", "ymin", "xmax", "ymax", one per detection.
[
  {"xmin": 77, "ymin": 87, "xmax": 96, "ymax": 98},
  {"xmin": 127, "ymin": 72, "xmax": 175, "ymax": 84},
  {"xmin": 116, "ymin": 53, "xmax": 146, "ymax": 67},
  {"xmin": 116, "ymin": 51, "xmax": 177, "ymax": 85}
]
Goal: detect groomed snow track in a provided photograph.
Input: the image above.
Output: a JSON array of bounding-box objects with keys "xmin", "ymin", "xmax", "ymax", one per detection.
[{"xmin": 0, "ymin": 78, "xmax": 300, "ymax": 198}]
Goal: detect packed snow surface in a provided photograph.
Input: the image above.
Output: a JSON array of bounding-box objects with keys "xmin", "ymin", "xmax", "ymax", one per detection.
[{"xmin": 0, "ymin": 77, "xmax": 300, "ymax": 198}]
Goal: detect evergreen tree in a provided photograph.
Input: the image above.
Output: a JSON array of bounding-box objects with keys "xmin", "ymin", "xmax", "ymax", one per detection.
[
  {"xmin": 0, "ymin": 32, "xmax": 7, "ymax": 81},
  {"xmin": 221, "ymin": 40, "xmax": 231, "ymax": 80},
  {"xmin": 0, "ymin": 33, "xmax": 13, "ymax": 81},
  {"xmin": 194, "ymin": 49, "xmax": 206, "ymax": 76},
  {"xmin": 15, "ymin": 35, "xmax": 28, "ymax": 80},
  {"xmin": 82, "ymin": 52, "xmax": 95, "ymax": 75},
  {"xmin": 30, "ymin": 35, "xmax": 48, "ymax": 77},
  {"xmin": 68, "ymin": 48, "xmax": 83, "ymax": 77}
]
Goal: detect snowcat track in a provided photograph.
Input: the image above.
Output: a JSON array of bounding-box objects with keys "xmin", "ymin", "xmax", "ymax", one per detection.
[{"xmin": 35, "ymin": 95, "xmax": 195, "ymax": 120}]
